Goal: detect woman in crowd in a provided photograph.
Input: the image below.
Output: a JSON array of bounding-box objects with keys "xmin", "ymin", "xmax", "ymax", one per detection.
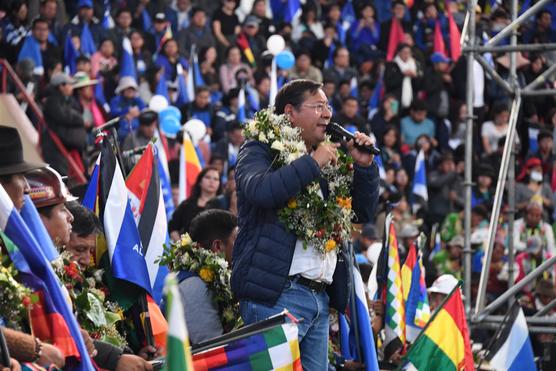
[
  {"xmin": 169, "ymin": 166, "xmax": 222, "ymax": 240},
  {"xmin": 384, "ymin": 43, "xmax": 422, "ymax": 110},
  {"xmin": 219, "ymin": 45, "xmax": 252, "ymax": 93}
]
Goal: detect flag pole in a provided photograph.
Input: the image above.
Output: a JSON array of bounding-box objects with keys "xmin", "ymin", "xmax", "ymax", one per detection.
[
  {"xmin": 103, "ymin": 128, "xmax": 156, "ymax": 350},
  {"xmin": 477, "ymin": 300, "xmax": 517, "ymax": 370},
  {"xmin": 0, "ymin": 327, "xmax": 11, "ymax": 367}
]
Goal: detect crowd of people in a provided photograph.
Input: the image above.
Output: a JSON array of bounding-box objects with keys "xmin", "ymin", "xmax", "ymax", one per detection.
[{"xmin": 1, "ymin": 0, "xmax": 556, "ymax": 369}]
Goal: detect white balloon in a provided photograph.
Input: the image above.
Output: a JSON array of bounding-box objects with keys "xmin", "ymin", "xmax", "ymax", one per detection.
[
  {"xmin": 149, "ymin": 95, "xmax": 169, "ymax": 112},
  {"xmin": 266, "ymin": 35, "xmax": 285, "ymax": 55},
  {"xmin": 184, "ymin": 119, "xmax": 207, "ymax": 145}
]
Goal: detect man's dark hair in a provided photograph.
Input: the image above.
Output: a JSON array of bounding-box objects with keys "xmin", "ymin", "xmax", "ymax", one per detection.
[
  {"xmin": 189, "ymin": 209, "xmax": 237, "ymax": 249},
  {"xmin": 342, "ymin": 96, "xmax": 358, "ymax": 105},
  {"xmin": 195, "ymin": 86, "xmax": 210, "ymax": 95},
  {"xmin": 32, "ymin": 16, "xmax": 49, "ymax": 29},
  {"xmin": 491, "ymin": 102, "xmax": 509, "ymax": 116},
  {"xmin": 76, "ymin": 55, "xmax": 91, "ymax": 64},
  {"xmin": 410, "ymin": 98, "xmax": 427, "ymax": 112},
  {"xmin": 274, "ymin": 79, "xmax": 322, "ymax": 114},
  {"xmin": 115, "ymin": 7, "xmax": 132, "ymax": 18},
  {"xmin": 66, "ymin": 201, "xmax": 103, "ymax": 237},
  {"xmin": 392, "ymin": 0, "xmax": 406, "ymax": 9},
  {"xmin": 190, "ymin": 6, "xmax": 205, "ymax": 17},
  {"xmin": 537, "ymin": 9, "xmax": 551, "ymax": 21}
]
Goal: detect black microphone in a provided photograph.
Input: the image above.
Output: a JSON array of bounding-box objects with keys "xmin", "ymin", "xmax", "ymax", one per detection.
[{"xmin": 325, "ymin": 122, "xmax": 381, "ymax": 155}]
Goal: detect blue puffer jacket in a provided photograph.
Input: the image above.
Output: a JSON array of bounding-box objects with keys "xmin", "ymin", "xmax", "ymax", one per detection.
[{"xmin": 231, "ymin": 140, "xmax": 380, "ymax": 307}]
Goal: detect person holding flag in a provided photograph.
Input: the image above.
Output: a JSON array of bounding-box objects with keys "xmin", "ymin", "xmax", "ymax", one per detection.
[{"xmin": 232, "ymin": 79, "xmax": 379, "ymax": 370}]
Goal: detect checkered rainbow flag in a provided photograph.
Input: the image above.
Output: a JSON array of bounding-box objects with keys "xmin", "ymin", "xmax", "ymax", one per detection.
[
  {"xmin": 383, "ymin": 213, "xmax": 406, "ymax": 358},
  {"xmin": 193, "ymin": 321, "xmax": 301, "ymax": 370}
]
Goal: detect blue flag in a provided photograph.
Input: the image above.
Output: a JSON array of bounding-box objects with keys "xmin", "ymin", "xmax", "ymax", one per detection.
[
  {"xmin": 63, "ymin": 32, "xmax": 78, "ymax": 75},
  {"xmin": 20, "ymin": 195, "xmax": 59, "ymax": 262},
  {"xmin": 80, "ymin": 23, "xmax": 97, "ymax": 56},
  {"xmin": 17, "ymin": 36, "xmax": 44, "ymax": 75},
  {"xmin": 0, "ymin": 186, "xmax": 94, "ymax": 370},
  {"xmin": 142, "ymin": 9, "xmax": 152, "ymax": 32},
  {"xmin": 412, "ymin": 149, "xmax": 428, "ymax": 202},
  {"xmin": 94, "ymin": 72, "xmax": 110, "ymax": 113},
  {"xmin": 341, "ymin": 0, "xmax": 356, "ymax": 27},
  {"xmin": 120, "ymin": 37, "xmax": 137, "ymax": 79},
  {"xmin": 82, "ymin": 155, "xmax": 100, "ymax": 210},
  {"xmin": 339, "ymin": 263, "xmax": 380, "ymax": 371},
  {"xmin": 98, "ymin": 140, "xmax": 152, "ymax": 295},
  {"xmin": 102, "ymin": 0, "xmax": 115, "ymax": 29},
  {"xmin": 155, "ymin": 68, "xmax": 170, "ymax": 100}
]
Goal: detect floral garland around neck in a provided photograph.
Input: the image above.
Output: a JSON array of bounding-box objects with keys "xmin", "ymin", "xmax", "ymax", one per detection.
[
  {"xmin": 0, "ymin": 262, "xmax": 35, "ymax": 329},
  {"xmin": 243, "ymin": 108, "xmax": 355, "ymax": 254},
  {"xmin": 158, "ymin": 234, "xmax": 241, "ymax": 332},
  {"xmin": 52, "ymin": 252, "xmax": 127, "ymax": 347}
]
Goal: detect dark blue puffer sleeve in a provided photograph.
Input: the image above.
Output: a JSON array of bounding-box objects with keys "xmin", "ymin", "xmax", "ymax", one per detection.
[
  {"xmin": 235, "ymin": 140, "xmax": 321, "ymax": 209},
  {"xmin": 351, "ymin": 161, "xmax": 380, "ymax": 223}
]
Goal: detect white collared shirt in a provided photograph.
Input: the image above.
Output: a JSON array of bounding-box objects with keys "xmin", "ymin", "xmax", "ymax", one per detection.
[
  {"xmin": 288, "ymin": 240, "xmax": 337, "ymax": 284},
  {"xmin": 287, "ymin": 187, "xmax": 337, "ymax": 284}
]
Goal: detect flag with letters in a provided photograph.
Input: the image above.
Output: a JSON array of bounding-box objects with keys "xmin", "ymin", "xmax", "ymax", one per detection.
[{"xmin": 97, "ymin": 139, "xmax": 152, "ymax": 308}]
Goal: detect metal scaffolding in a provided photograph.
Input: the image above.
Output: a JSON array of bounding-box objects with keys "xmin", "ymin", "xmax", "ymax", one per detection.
[{"xmin": 461, "ymin": 0, "xmax": 556, "ymax": 329}]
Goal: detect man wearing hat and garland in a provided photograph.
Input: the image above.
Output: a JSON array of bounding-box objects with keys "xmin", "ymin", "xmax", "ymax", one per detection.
[
  {"xmin": 25, "ymin": 167, "xmax": 155, "ymax": 371},
  {"xmin": 109, "ymin": 76, "xmax": 146, "ymax": 142},
  {"xmin": 0, "ymin": 126, "xmax": 67, "ymax": 369},
  {"xmin": 42, "ymin": 72, "xmax": 87, "ymax": 178}
]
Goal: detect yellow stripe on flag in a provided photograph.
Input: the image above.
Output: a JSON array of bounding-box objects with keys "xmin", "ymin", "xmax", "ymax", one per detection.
[{"xmin": 424, "ymin": 309, "xmax": 465, "ymax": 367}]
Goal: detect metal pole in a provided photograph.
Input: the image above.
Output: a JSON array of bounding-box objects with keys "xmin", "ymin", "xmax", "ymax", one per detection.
[
  {"xmin": 476, "ymin": 315, "xmax": 556, "ymax": 325},
  {"xmin": 472, "ymin": 322, "xmax": 556, "ymax": 334},
  {"xmin": 476, "ymin": 255, "xmax": 556, "ymax": 318},
  {"xmin": 463, "ymin": 0, "xmax": 477, "ymax": 315},
  {"xmin": 463, "ymin": 43, "xmax": 556, "ymax": 53},
  {"xmin": 474, "ymin": 55, "xmax": 513, "ymax": 94},
  {"xmin": 475, "ymin": 95, "xmax": 522, "ymax": 314},
  {"xmin": 522, "ymin": 63, "xmax": 556, "ymax": 91},
  {"xmin": 520, "ymin": 89, "xmax": 556, "ymax": 97},
  {"xmin": 533, "ymin": 297, "xmax": 556, "ymax": 317},
  {"xmin": 506, "ymin": 0, "xmax": 519, "ymax": 306},
  {"xmin": 486, "ymin": 0, "xmax": 552, "ymax": 47}
]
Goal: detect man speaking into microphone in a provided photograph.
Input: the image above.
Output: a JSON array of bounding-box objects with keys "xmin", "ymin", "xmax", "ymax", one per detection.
[{"xmin": 231, "ymin": 79, "xmax": 379, "ymax": 370}]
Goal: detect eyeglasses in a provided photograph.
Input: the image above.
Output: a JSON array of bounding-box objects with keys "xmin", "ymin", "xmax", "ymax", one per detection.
[{"xmin": 302, "ymin": 103, "xmax": 333, "ymax": 114}]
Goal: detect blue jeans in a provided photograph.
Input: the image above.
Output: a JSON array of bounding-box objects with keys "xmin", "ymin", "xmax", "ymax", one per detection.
[{"xmin": 240, "ymin": 279, "xmax": 329, "ymax": 371}]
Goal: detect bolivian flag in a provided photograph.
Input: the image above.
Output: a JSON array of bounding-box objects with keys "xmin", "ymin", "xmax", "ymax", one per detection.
[
  {"xmin": 404, "ymin": 282, "xmax": 474, "ymax": 370},
  {"xmin": 164, "ymin": 274, "xmax": 194, "ymax": 370}
]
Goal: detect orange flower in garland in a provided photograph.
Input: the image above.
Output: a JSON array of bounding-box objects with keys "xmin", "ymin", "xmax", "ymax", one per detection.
[{"xmin": 64, "ymin": 261, "xmax": 83, "ymax": 282}]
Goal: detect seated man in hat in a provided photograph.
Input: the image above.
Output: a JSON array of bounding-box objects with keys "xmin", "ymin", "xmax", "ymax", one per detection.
[
  {"xmin": 109, "ymin": 76, "xmax": 145, "ymax": 142},
  {"xmin": 42, "ymin": 72, "xmax": 87, "ymax": 177},
  {"xmin": 0, "ymin": 126, "xmax": 66, "ymax": 369}
]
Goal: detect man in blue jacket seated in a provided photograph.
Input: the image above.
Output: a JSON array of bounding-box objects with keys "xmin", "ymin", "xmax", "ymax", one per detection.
[{"xmin": 232, "ymin": 79, "xmax": 379, "ymax": 370}]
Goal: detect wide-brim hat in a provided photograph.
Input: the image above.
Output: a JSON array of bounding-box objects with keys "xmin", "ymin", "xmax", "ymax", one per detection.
[
  {"xmin": 0, "ymin": 126, "xmax": 46, "ymax": 176},
  {"xmin": 73, "ymin": 72, "xmax": 98, "ymax": 89},
  {"xmin": 115, "ymin": 76, "xmax": 138, "ymax": 94}
]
